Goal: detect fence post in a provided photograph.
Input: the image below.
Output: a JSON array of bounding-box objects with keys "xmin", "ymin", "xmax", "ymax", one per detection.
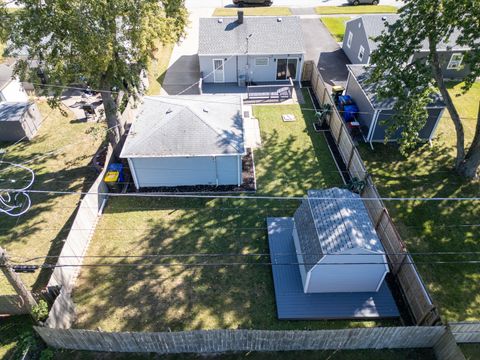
[
  {"xmin": 433, "ymin": 327, "xmax": 466, "ymax": 360},
  {"xmin": 0, "ymin": 247, "xmax": 38, "ymax": 313},
  {"xmin": 347, "ymin": 146, "xmax": 355, "ymax": 171},
  {"xmin": 337, "ymin": 122, "xmax": 344, "ymax": 145}
]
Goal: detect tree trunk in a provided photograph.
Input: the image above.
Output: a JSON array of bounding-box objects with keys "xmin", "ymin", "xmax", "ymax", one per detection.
[
  {"xmin": 429, "ymin": 36, "xmax": 467, "ymax": 170},
  {"xmin": 100, "ymin": 76, "xmax": 125, "ymax": 157},
  {"xmin": 456, "ymin": 102, "xmax": 480, "ymax": 178}
]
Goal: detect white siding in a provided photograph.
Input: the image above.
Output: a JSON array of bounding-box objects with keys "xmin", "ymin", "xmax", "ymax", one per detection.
[
  {"xmin": 0, "ymin": 78, "xmax": 28, "ymax": 102},
  {"xmin": 130, "ymin": 155, "xmax": 240, "ymax": 188},
  {"xmin": 292, "ymin": 227, "xmax": 308, "ymax": 291},
  {"xmin": 305, "ymin": 248, "xmax": 387, "ymax": 293}
]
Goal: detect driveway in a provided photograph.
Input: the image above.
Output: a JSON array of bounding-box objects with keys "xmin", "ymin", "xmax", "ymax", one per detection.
[
  {"xmin": 185, "ymin": 0, "xmax": 405, "ymax": 8},
  {"xmin": 301, "ymin": 18, "xmax": 350, "ymax": 90}
]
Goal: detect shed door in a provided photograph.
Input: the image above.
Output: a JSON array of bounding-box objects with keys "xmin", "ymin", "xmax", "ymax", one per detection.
[{"xmin": 213, "ymin": 59, "xmax": 225, "ymax": 83}]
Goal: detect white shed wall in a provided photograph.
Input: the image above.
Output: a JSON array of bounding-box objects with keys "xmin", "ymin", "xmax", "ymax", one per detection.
[{"xmin": 1, "ymin": 78, "xmax": 28, "ymax": 102}]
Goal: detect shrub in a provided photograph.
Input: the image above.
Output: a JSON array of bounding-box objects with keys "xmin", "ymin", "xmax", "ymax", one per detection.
[{"xmin": 32, "ymin": 300, "xmax": 49, "ymax": 322}]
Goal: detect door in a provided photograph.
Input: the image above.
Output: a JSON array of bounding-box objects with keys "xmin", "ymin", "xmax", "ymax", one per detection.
[
  {"xmin": 276, "ymin": 58, "xmax": 298, "ymax": 80},
  {"xmin": 213, "ymin": 59, "xmax": 225, "ymax": 83}
]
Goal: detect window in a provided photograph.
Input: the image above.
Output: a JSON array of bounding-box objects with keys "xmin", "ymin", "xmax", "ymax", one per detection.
[
  {"xmin": 358, "ymin": 45, "xmax": 365, "ymax": 62},
  {"xmin": 255, "ymin": 57, "xmax": 269, "ymax": 66},
  {"xmin": 347, "ymin": 31, "xmax": 353, "ymax": 48},
  {"xmin": 447, "ymin": 53, "xmax": 464, "ymax": 70}
]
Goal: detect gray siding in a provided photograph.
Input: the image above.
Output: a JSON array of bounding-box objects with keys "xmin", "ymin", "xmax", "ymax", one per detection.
[
  {"xmin": 345, "ymin": 72, "xmax": 375, "ymax": 133},
  {"xmin": 0, "ymin": 103, "xmax": 41, "ymax": 142},
  {"xmin": 411, "ymin": 50, "xmax": 471, "ymax": 80},
  {"xmin": 199, "ymin": 56, "xmax": 238, "ymax": 83},
  {"xmin": 130, "ymin": 155, "xmax": 240, "ymax": 188},
  {"xmin": 342, "ymin": 18, "xmax": 371, "ymax": 65}
]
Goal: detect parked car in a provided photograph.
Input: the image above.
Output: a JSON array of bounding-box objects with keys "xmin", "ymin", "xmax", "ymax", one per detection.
[
  {"xmin": 233, "ymin": 0, "xmax": 273, "ymax": 6},
  {"xmin": 347, "ymin": 0, "xmax": 379, "ymax": 4}
]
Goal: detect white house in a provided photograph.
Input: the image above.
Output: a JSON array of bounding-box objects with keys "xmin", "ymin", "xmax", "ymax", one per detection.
[
  {"xmin": 0, "ymin": 61, "xmax": 29, "ymax": 102},
  {"xmin": 198, "ymin": 13, "xmax": 305, "ymax": 86},
  {"xmin": 120, "ymin": 95, "xmax": 246, "ymax": 189},
  {"xmin": 292, "ymin": 188, "xmax": 389, "ymax": 293}
]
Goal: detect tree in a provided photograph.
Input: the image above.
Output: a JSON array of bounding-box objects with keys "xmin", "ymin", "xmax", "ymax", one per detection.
[
  {"xmin": 368, "ymin": 0, "xmax": 480, "ymax": 178},
  {"xmin": 0, "ymin": 0, "xmax": 188, "ymax": 155}
]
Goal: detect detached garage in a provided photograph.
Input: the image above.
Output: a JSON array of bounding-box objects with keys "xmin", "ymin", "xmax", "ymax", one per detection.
[
  {"xmin": 120, "ymin": 95, "xmax": 245, "ymax": 189},
  {"xmin": 0, "ymin": 102, "xmax": 42, "ymax": 142}
]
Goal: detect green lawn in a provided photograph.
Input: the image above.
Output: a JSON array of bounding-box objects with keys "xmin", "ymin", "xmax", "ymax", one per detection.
[
  {"xmin": 72, "ymin": 91, "xmax": 398, "ymax": 331},
  {"xmin": 358, "ymin": 82, "xmax": 480, "ymax": 322},
  {"xmin": 316, "ymin": 5, "xmax": 398, "ymax": 15},
  {"xmin": 321, "ymin": 17, "xmax": 350, "ymax": 42},
  {"xmin": 0, "ymin": 101, "xmax": 105, "ymax": 294},
  {"xmin": 146, "ymin": 41, "xmax": 174, "ymax": 95},
  {"xmin": 0, "ymin": 316, "xmax": 34, "ymax": 359},
  {"xmin": 213, "ymin": 7, "xmax": 292, "ymax": 16},
  {"xmin": 461, "ymin": 344, "xmax": 480, "ymax": 360}
]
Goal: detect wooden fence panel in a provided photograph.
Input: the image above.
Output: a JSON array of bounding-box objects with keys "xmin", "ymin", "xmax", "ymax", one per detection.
[
  {"xmin": 450, "ymin": 322, "xmax": 480, "ymax": 343},
  {"xmin": 34, "ymin": 326, "xmax": 448, "ymax": 354},
  {"xmin": 0, "ymin": 295, "xmax": 29, "ymax": 315}
]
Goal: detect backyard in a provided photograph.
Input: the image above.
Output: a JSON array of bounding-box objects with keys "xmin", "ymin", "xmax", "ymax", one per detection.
[
  {"xmin": 320, "ymin": 17, "xmax": 350, "ymax": 42},
  {"xmin": 146, "ymin": 41, "xmax": 174, "ymax": 96},
  {"xmin": 359, "ymin": 82, "xmax": 480, "ymax": 322},
  {"xmin": 0, "ymin": 101, "xmax": 105, "ymax": 294},
  {"xmin": 72, "ymin": 91, "xmax": 398, "ymax": 332}
]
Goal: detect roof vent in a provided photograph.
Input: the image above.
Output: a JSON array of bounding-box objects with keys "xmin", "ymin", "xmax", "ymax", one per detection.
[
  {"xmin": 237, "ymin": 11, "xmax": 244, "ymax": 25},
  {"xmin": 166, "ymin": 108, "xmax": 173, "ymax": 114},
  {"xmin": 277, "ymin": 17, "xmax": 282, "ymax": 22},
  {"xmin": 203, "ymin": 107, "xmax": 209, "ymax": 113},
  {"xmin": 218, "ymin": 18, "xmax": 223, "ymax": 24},
  {"xmin": 382, "ymin": 16, "xmax": 387, "ymax": 21}
]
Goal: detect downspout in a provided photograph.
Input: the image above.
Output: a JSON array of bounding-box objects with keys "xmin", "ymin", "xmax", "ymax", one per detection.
[
  {"xmin": 366, "ymin": 109, "xmax": 379, "ymax": 149},
  {"xmin": 369, "ymin": 110, "xmax": 381, "ymax": 150},
  {"xmin": 127, "ymin": 158, "xmax": 140, "ymax": 190},
  {"xmin": 237, "ymin": 155, "xmax": 241, "ymax": 187},
  {"xmin": 214, "ymin": 156, "xmax": 219, "ymax": 186}
]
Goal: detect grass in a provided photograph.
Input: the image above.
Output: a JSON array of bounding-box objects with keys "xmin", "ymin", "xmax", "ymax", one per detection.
[
  {"xmin": 315, "ymin": 5, "xmax": 397, "ymax": 15},
  {"xmin": 320, "ymin": 17, "xmax": 350, "ymax": 42},
  {"xmin": 72, "ymin": 90, "xmax": 398, "ymax": 331},
  {"xmin": 0, "ymin": 316, "xmax": 34, "ymax": 359},
  {"xmin": 146, "ymin": 41, "xmax": 174, "ymax": 95},
  {"xmin": 461, "ymin": 344, "xmax": 480, "ymax": 360},
  {"xmin": 0, "ymin": 101, "xmax": 105, "ymax": 294},
  {"xmin": 213, "ymin": 7, "xmax": 292, "ymax": 17},
  {"xmin": 358, "ymin": 82, "xmax": 480, "ymax": 322}
]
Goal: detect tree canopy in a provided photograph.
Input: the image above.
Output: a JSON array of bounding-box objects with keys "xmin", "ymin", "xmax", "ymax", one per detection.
[
  {"xmin": 369, "ymin": 0, "xmax": 480, "ymax": 178},
  {"xmin": 0, "ymin": 0, "xmax": 188, "ymax": 151}
]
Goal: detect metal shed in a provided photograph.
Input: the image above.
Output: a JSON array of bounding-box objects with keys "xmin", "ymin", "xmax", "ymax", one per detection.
[
  {"xmin": 0, "ymin": 102, "xmax": 42, "ymax": 142},
  {"xmin": 120, "ymin": 95, "xmax": 246, "ymax": 189}
]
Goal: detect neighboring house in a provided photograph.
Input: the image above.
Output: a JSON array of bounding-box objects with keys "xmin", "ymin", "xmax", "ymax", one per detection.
[
  {"xmin": 292, "ymin": 188, "xmax": 389, "ymax": 293},
  {"xmin": 342, "ymin": 15, "xmax": 471, "ymax": 79},
  {"xmin": 0, "ymin": 61, "xmax": 29, "ymax": 102},
  {"xmin": 0, "ymin": 102, "xmax": 42, "ymax": 141},
  {"xmin": 345, "ymin": 64, "xmax": 445, "ymax": 144},
  {"xmin": 120, "ymin": 95, "xmax": 246, "ymax": 189},
  {"xmin": 198, "ymin": 13, "xmax": 305, "ymax": 86}
]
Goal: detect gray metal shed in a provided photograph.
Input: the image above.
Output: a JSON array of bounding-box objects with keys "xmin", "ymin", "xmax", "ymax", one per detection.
[
  {"xmin": 345, "ymin": 65, "xmax": 445, "ymax": 144},
  {"xmin": 120, "ymin": 95, "xmax": 246, "ymax": 189},
  {"xmin": 0, "ymin": 102, "xmax": 42, "ymax": 142}
]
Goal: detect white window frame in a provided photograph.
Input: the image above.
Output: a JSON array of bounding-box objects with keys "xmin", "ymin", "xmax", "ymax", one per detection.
[
  {"xmin": 358, "ymin": 45, "xmax": 365, "ymax": 62},
  {"xmin": 447, "ymin": 53, "xmax": 464, "ymax": 70},
  {"xmin": 255, "ymin": 57, "xmax": 269, "ymax": 66},
  {"xmin": 347, "ymin": 31, "xmax": 353, "ymax": 48}
]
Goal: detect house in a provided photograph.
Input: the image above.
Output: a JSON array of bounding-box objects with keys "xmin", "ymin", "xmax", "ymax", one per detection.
[
  {"xmin": 292, "ymin": 188, "xmax": 389, "ymax": 293},
  {"xmin": 0, "ymin": 102, "xmax": 42, "ymax": 141},
  {"xmin": 0, "ymin": 61, "xmax": 29, "ymax": 102},
  {"xmin": 342, "ymin": 15, "xmax": 471, "ymax": 79},
  {"xmin": 345, "ymin": 65, "xmax": 445, "ymax": 144},
  {"xmin": 198, "ymin": 13, "xmax": 305, "ymax": 86},
  {"xmin": 120, "ymin": 95, "xmax": 246, "ymax": 189}
]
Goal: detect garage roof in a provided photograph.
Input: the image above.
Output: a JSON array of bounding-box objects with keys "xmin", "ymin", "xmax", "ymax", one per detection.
[
  {"xmin": 199, "ymin": 16, "xmax": 305, "ymax": 55},
  {"xmin": 0, "ymin": 102, "xmax": 29, "ymax": 122},
  {"xmin": 120, "ymin": 95, "xmax": 245, "ymax": 158}
]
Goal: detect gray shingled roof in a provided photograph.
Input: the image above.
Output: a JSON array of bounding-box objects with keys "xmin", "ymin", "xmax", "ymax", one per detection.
[
  {"xmin": 198, "ymin": 16, "xmax": 305, "ymax": 55},
  {"xmin": 293, "ymin": 188, "xmax": 385, "ymax": 269},
  {"xmin": 347, "ymin": 64, "xmax": 445, "ymax": 110},
  {"xmin": 0, "ymin": 102, "xmax": 29, "ymax": 122},
  {"xmin": 0, "ymin": 62, "xmax": 15, "ymax": 90},
  {"xmin": 120, "ymin": 95, "xmax": 245, "ymax": 158},
  {"xmin": 359, "ymin": 15, "xmax": 469, "ymax": 52}
]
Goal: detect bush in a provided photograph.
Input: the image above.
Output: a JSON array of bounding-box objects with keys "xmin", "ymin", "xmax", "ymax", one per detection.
[
  {"xmin": 32, "ymin": 300, "xmax": 49, "ymax": 322},
  {"xmin": 40, "ymin": 348, "xmax": 54, "ymax": 360}
]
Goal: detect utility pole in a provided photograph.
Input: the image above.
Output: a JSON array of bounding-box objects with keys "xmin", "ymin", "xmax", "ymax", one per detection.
[{"xmin": 0, "ymin": 247, "xmax": 38, "ymax": 313}]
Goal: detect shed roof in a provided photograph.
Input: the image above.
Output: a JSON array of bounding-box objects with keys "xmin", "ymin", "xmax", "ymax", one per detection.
[
  {"xmin": 120, "ymin": 95, "xmax": 245, "ymax": 158},
  {"xmin": 357, "ymin": 15, "xmax": 469, "ymax": 52},
  {"xmin": 0, "ymin": 102, "xmax": 29, "ymax": 122},
  {"xmin": 198, "ymin": 16, "xmax": 305, "ymax": 55},
  {"xmin": 347, "ymin": 64, "xmax": 445, "ymax": 110},
  {"xmin": 293, "ymin": 188, "xmax": 385, "ymax": 269}
]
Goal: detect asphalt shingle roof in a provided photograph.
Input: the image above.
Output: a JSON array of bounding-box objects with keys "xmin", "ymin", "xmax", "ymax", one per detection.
[
  {"xmin": 120, "ymin": 95, "xmax": 245, "ymax": 158},
  {"xmin": 198, "ymin": 16, "xmax": 305, "ymax": 55},
  {"xmin": 359, "ymin": 15, "xmax": 469, "ymax": 52},
  {"xmin": 0, "ymin": 61, "xmax": 15, "ymax": 90},
  {"xmin": 293, "ymin": 188, "xmax": 385, "ymax": 268},
  {"xmin": 0, "ymin": 102, "xmax": 29, "ymax": 122}
]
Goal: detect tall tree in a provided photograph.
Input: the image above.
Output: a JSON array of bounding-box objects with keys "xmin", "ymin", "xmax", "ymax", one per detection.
[
  {"xmin": 0, "ymin": 0, "xmax": 188, "ymax": 154},
  {"xmin": 369, "ymin": 0, "xmax": 480, "ymax": 178}
]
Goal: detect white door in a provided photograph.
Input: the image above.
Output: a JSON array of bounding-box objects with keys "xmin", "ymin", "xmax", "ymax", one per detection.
[{"xmin": 213, "ymin": 59, "xmax": 225, "ymax": 83}]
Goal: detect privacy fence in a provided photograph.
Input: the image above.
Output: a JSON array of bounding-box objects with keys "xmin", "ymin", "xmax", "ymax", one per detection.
[
  {"xmin": 303, "ymin": 61, "xmax": 441, "ymax": 327},
  {"xmin": 34, "ymin": 325, "xmax": 464, "ymax": 359},
  {"xmin": 45, "ymin": 148, "xmax": 113, "ymax": 328}
]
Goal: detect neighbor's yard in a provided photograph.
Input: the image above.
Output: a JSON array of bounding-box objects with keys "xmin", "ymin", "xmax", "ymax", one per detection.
[
  {"xmin": 359, "ymin": 82, "xmax": 480, "ymax": 322},
  {"xmin": 315, "ymin": 5, "xmax": 397, "ymax": 15},
  {"xmin": 146, "ymin": 41, "xmax": 174, "ymax": 96},
  {"xmin": 320, "ymin": 17, "xmax": 350, "ymax": 42},
  {"xmin": 0, "ymin": 101, "xmax": 105, "ymax": 294},
  {"xmin": 73, "ymin": 91, "xmax": 397, "ymax": 331},
  {"xmin": 212, "ymin": 7, "xmax": 292, "ymax": 17}
]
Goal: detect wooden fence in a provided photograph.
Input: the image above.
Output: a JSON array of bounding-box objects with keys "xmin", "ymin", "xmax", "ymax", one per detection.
[
  {"xmin": 35, "ymin": 326, "xmax": 449, "ymax": 354},
  {"xmin": 45, "ymin": 149, "xmax": 112, "ymax": 328},
  {"xmin": 305, "ymin": 61, "xmax": 441, "ymax": 326},
  {"xmin": 450, "ymin": 322, "xmax": 480, "ymax": 343}
]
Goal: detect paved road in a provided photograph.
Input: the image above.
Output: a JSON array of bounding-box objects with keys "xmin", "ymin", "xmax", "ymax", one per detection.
[{"xmin": 185, "ymin": 0, "xmax": 405, "ymax": 9}]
